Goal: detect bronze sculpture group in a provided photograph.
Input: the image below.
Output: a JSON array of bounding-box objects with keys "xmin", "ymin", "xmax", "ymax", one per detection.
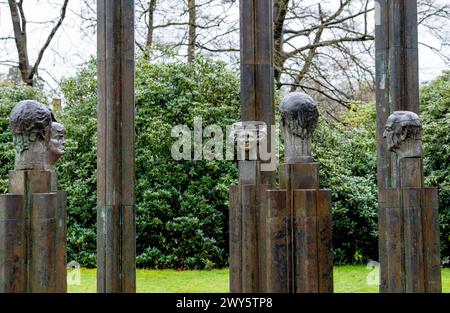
[
  {"xmin": 0, "ymin": 0, "xmax": 443, "ymax": 294},
  {"xmin": 0, "ymin": 90, "xmax": 442, "ymax": 294}
]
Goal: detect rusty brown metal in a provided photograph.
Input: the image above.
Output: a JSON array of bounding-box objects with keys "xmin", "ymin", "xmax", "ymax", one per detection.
[
  {"xmin": 422, "ymin": 188, "xmax": 442, "ymax": 292},
  {"xmin": 97, "ymin": 0, "xmax": 136, "ymax": 293},
  {"xmin": 378, "ymin": 158, "xmax": 442, "ymax": 293},
  {"xmin": 266, "ymin": 163, "xmax": 333, "ymax": 293},
  {"xmin": 1, "ymin": 170, "xmax": 66, "ymax": 293},
  {"xmin": 280, "ymin": 163, "xmax": 319, "ymax": 190},
  {"xmin": 375, "ymin": 0, "xmax": 419, "ymax": 190},
  {"xmin": 402, "ymin": 188, "xmax": 425, "ymax": 292},
  {"xmin": 56, "ymin": 191, "xmax": 67, "ymax": 292},
  {"xmin": 229, "ymin": 185, "xmax": 242, "ymax": 292},
  {"xmin": 29, "ymin": 193, "xmax": 58, "ymax": 293},
  {"xmin": 374, "ymin": 0, "xmax": 442, "ymax": 294},
  {"xmin": 8, "ymin": 170, "xmax": 52, "ymax": 194},
  {"xmin": 0, "ymin": 194, "xmax": 26, "ymax": 293},
  {"xmin": 230, "ymin": 0, "xmax": 275, "ymax": 293},
  {"xmin": 266, "ymin": 190, "xmax": 290, "ymax": 293},
  {"xmin": 317, "ymin": 190, "xmax": 333, "ymax": 293}
]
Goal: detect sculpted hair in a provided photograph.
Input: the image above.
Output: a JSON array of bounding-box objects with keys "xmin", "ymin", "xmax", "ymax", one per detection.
[
  {"xmin": 10, "ymin": 100, "xmax": 52, "ymax": 140},
  {"xmin": 280, "ymin": 92, "xmax": 319, "ymax": 139},
  {"xmin": 391, "ymin": 111, "xmax": 422, "ymax": 140}
]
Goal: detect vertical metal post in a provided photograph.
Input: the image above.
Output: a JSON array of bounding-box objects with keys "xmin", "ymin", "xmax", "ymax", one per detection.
[
  {"xmin": 375, "ymin": 0, "xmax": 419, "ymax": 189},
  {"xmin": 232, "ymin": 0, "xmax": 274, "ymax": 292},
  {"xmin": 240, "ymin": 0, "xmax": 275, "ymax": 150},
  {"xmin": 375, "ymin": 0, "xmax": 420, "ymax": 293},
  {"xmin": 97, "ymin": 0, "xmax": 136, "ymax": 293}
]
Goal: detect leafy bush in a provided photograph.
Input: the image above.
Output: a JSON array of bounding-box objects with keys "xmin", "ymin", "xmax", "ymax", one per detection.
[
  {"xmin": 59, "ymin": 57, "xmax": 239, "ymax": 269},
  {"xmin": 420, "ymin": 71, "xmax": 450, "ymax": 266},
  {"xmin": 313, "ymin": 103, "xmax": 378, "ymax": 264},
  {"xmin": 1, "ymin": 62, "xmax": 448, "ymax": 268}
]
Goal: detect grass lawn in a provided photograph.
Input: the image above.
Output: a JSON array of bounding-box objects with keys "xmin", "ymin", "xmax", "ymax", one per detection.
[{"xmin": 68, "ymin": 266, "xmax": 450, "ymax": 293}]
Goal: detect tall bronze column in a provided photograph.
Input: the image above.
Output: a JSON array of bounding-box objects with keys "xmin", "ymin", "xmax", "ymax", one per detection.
[
  {"xmin": 229, "ymin": 0, "xmax": 275, "ymax": 293},
  {"xmin": 375, "ymin": 0, "xmax": 441, "ymax": 293},
  {"xmin": 375, "ymin": 0, "xmax": 419, "ymax": 189},
  {"xmin": 97, "ymin": 0, "xmax": 136, "ymax": 293}
]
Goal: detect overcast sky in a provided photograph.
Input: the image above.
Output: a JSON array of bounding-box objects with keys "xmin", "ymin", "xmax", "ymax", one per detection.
[{"xmin": 0, "ymin": 1, "xmax": 448, "ymax": 95}]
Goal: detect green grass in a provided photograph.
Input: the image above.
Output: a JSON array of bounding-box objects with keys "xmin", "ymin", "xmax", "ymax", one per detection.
[{"xmin": 68, "ymin": 266, "xmax": 450, "ymax": 293}]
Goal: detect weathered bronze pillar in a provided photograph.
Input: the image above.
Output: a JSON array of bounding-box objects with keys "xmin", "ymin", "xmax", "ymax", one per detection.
[
  {"xmin": 97, "ymin": 0, "xmax": 136, "ymax": 293},
  {"xmin": 375, "ymin": 1, "xmax": 441, "ymax": 293},
  {"xmin": 229, "ymin": 0, "xmax": 275, "ymax": 293},
  {"xmin": 375, "ymin": 0, "xmax": 419, "ymax": 189},
  {"xmin": 378, "ymin": 111, "xmax": 441, "ymax": 292}
]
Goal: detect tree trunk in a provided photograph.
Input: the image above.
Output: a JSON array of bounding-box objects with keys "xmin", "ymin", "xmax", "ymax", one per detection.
[
  {"xmin": 145, "ymin": 0, "xmax": 157, "ymax": 51},
  {"xmin": 8, "ymin": 0, "xmax": 32, "ymax": 85},
  {"xmin": 273, "ymin": 0, "xmax": 289, "ymax": 87},
  {"xmin": 7, "ymin": 0, "xmax": 68, "ymax": 86},
  {"xmin": 187, "ymin": 0, "xmax": 196, "ymax": 63}
]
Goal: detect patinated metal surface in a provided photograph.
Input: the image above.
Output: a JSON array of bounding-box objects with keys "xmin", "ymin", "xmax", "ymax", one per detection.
[
  {"xmin": 375, "ymin": 0, "xmax": 419, "ymax": 190},
  {"xmin": 1, "ymin": 100, "xmax": 67, "ymax": 293},
  {"xmin": 266, "ymin": 164, "xmax": 333, "ymax": 293},
  {"xmin": 97, "ymin": 0, "xmax": 136, "ymax": 293},
  {"xmin": 374, "ymin": 2, "xmax": 442, "ymax": 293},
  {"xmin": 29, "ymin": 193, "xmax": 57, "ymax": 293},
  {"xmin": 56, "ymin": 191, "xmax": 67, "ymax": 292},
  {"xmin": 0, "ymin": 194, "xmax": 26, "ymax": 293},
  {"xmin": 2, "ymin": 170, "xmax": 66, "ymax": 293},
  {"xmin": 378, "ymin": 158, "xmax": 442, "ymax": 293},
  {"xmin": 266, "ymin": 190, "xmax": 290, "ymax": 293},
  {"xmin": 230, "ymin": 0, "xmax": 275, "ymax": 293},
  {"xmin": 422, "ymin": 188, "xmax": 442, "ymax": 292},
  {"xmin": 378, "ymin": 110, "xmax": 441, "ymax": 293}
]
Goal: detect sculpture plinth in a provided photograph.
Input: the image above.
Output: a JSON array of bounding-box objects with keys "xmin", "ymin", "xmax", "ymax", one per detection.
[
  {"xmin": 261, "ymin": 93, "xmax": 333, "ymax": 293},
  {"xmin": 379, "ymin": 158, "xmax": 441, "ymax": 292},
  {"xmin": 0, "ymin": 100, "xmax": 67, "ymax": 293},
  {"xmin": 379, "ymin": 111, "xmax": 441, "ymax": 293},
  {"xmin": 229, "ymin": 158, "xmax": 272, "ymax": 292},
  {"xmin": 266, "ymin": 163, "xmax": 333, "ymax": 293}
]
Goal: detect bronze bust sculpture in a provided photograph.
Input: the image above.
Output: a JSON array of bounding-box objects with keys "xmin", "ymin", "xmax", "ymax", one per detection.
[
  {"xmin": 10, "ymin": 100, "xmax": 53, "ymax": 170},
  {"xmin": 280, "ymin": 92, "xmax": 319, "ymax": 163},
  {"xmin": 383, "ymin": 111, "xmax": 423, "ymax": 159}
]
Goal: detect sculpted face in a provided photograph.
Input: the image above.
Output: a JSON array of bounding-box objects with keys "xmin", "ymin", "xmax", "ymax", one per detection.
[
  {"xmin": 383, "ymin": 114, "xmax": 401, "ymax": 151},
  {"xmin": 47, "ymin": 122, "xmax": 66, "ymax": 165},
  {"xmin": 383, "ymin": 111, "xmax": 422, "ymax": 159}
]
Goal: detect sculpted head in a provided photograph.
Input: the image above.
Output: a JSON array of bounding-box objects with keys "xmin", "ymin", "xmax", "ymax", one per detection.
[
  {"xmin": 47, "ymin": 122, "xmax": 66, "ymax": 165},
  {"xmin": 9, "ymin": 100, "xmax": 53, "ymax": 169},
  {"xmin": 383, "ymin": 111, "xmax": 423, "ymax": 159},
  {"xmin": 280, "ymin": 92, "xmax": 319, "ymax": 139},
  {"xmin": 280, "ymin": 92, "xmax": 318, "ymax": 163}
]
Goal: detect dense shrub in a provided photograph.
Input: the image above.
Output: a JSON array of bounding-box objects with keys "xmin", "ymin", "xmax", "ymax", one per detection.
[
  {"xmin": 420, "ymin": 71, "xmax": 450, "ymax": 266},
  {"xmin": 1, "ymin": 63, "xmax": 448, "ymax": 268},
  {"xmin": 313, "ymin": 103, "xmax": 378, "ymax": 264},
  {"xmin": 59, "ymin": 57, "xmax": 240, "ymax": 269}
]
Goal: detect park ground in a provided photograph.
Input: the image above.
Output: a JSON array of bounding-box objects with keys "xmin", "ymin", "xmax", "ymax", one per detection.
[{"xmin": 69, "ymin": 266, "xmax": 450, "ymax": 293}]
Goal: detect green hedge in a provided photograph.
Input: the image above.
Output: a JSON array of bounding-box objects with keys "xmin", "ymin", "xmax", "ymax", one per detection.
[
  {"xmin": 0, "ymin": 61, "xmax": 448, "ymax": 268},
  {"xmin": 313, "ymin": 103, "xmax": 378, "ymax": 264},
  {"xmin": 59, "ymin": 57, "xmax": 240, "ymax": 268},
  {"xmin": 420, "ymin": 71, "xmax": 450, "ymax": 266}
]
